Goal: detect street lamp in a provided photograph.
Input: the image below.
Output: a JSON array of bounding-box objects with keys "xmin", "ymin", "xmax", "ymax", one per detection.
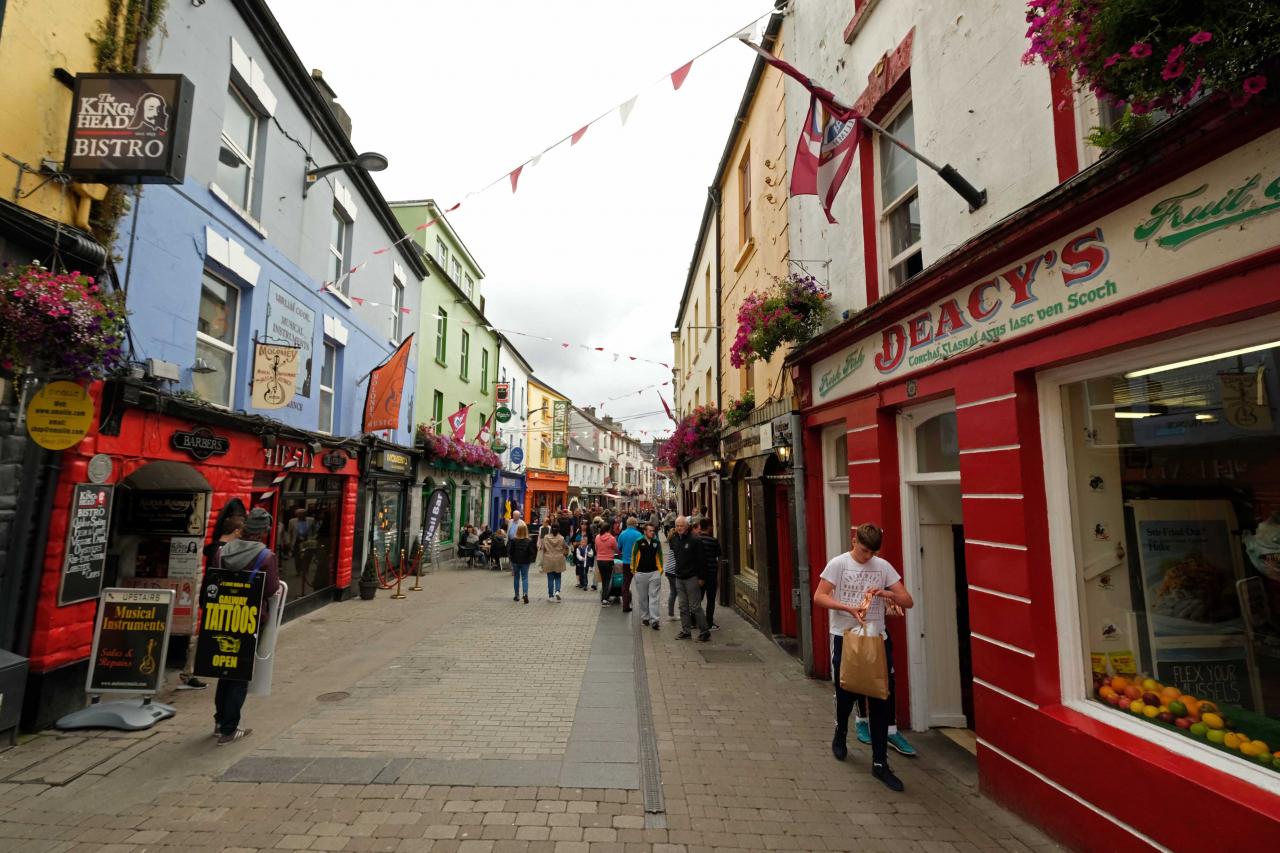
[
  {"xmin": 711, "ymin": 457, "xmax": 723, "ymax": 473},
  {"xmin": 303, "ymin": 151, "xmax": 390, "ymax": 196},
  {"xmin": 776, "ymin": 444, "xmax": 792, "ymax": 464}
]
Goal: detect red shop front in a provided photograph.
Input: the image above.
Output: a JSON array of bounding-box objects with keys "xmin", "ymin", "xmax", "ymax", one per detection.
[
  {"xmin": 792, "ymin": 110, "xmax": 1280, "ymax": 846},
  {"xmin": 22, "ymin": 380, "xmax": 359, "ymax": 729}
]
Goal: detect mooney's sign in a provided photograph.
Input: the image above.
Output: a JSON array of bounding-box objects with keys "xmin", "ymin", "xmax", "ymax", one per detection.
[
  {"xmin": 64, "ymin": 74, "xmax": 194, "ymax": 183},
  {"xmin": 809, "ymin": 129, "xmax": 1280, "ymax": 400}
]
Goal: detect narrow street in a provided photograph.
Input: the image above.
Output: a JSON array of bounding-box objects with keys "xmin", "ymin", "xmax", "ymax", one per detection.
[{"xmin": 0, "ymin": 567, "xmax": 1059, "ymax": 853}]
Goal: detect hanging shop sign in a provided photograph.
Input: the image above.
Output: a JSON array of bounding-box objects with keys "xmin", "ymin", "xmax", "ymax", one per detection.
[
  {"xmin": 322, "ymin": 450, "xmax": 349, "ymax": 472},
  {"xmin": 552, "ymin": 400, "xmax": 569, "ymax": 458},
  {"xmin": 193, "ymin": 568, "xmax": 266, "ymax": 681},
  {"xmin": 265, "ymin": 283, "xmax": 315, "ymax": 402},
  {"xmin": 26, "ymin": 381, "xmax": 94, "ymax": 450},
  {"xmin": 119, "ymin": 489, "xmax": 208, "ymax": 536},
  {"xmin": 808, "ymin": 130, "xmax": 1280, "ymax": 400},
  {"xmin": 495, "ymin": 406, "xmax": 512, "ymax": 423},
  {"xmin": 495, "ymin": 382, "xmax": 510, "ymax": 405},
  {"xmin": 374, "ymin": 449, "xmax": 413, "ymax": 475},
  {"xmin": 87, "ymin": 453, "xmax": 114, "ymax": 484},
  {"xmin": 510, "ymin": 446, "xmax": 524, "ymax": 466},
  {"xmin": 422, "ymin": 487, "xmax": 450, "ymax": 544},
  {"xmin": 64, "ymin": 73, "xmax": 194, "ymax": 184},
  {"xmin": 491, "ymin": 439, "xmax": 508, "ymax": 453},
  {"xmin": 85, "ymin": 588, "xmax": 175, "ymax": 694},
  {"xmin": 250, "ymin": 342, "xmax": 301, "ymax": 410},
  {"xmin": 58, "ymin": 484, "xmax": 115, "ymax": 606},
  {"xmin": 171, "ymin": 426, "xmax": 230, "ymax": 461}
]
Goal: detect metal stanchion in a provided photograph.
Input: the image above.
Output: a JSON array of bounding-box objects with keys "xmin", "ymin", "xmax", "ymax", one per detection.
[
  {"xmin": 390, "ymin": 547, "xmax": 407, "ymax": 599},
  {"xmin": 410, "ymin": 546, "xmax": 423, "ymax": 591}
]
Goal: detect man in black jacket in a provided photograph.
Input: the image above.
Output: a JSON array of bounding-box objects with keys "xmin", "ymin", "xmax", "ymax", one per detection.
[
  {"xmin": 668, "ymin": 517, "xmax": 708, "ymax": 641},
  {"xmin": 696, "ymin": 517, "xmax": 721, "ymax": 631}
]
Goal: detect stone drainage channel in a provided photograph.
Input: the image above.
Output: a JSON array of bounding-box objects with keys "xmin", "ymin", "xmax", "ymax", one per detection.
[{"xmin": 220, "ymin": 604, "xmax": 666, "ymax": 824}]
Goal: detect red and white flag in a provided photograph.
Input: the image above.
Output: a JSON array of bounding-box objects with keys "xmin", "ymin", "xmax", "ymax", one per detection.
[
  {"xmin": 658, "ymin": 392, "xmax": 677, "ymax": 424},
  {"xmin": 740, "ymin": 40, "xmax": 863, "ymax": 224},
  {"xmin": 476, "ymin": 414, "xmax": 492, "ymax": 445},
  {"xmin": 447, "ymin": 404, "xmax": 470, "ymax": 440}
]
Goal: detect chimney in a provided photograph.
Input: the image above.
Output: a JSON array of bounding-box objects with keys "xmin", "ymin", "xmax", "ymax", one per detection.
[
  {"xmin": 311, "ymin": 69, "xmax": 353, "ymax": 138},
  {"xmin": 584, "ymin": 406, "xmax": 595, "ymax": 417}
]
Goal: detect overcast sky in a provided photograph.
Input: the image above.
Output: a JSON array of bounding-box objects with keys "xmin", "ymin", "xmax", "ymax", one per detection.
[{"xmin": 268, "ymin": 0, "xmax": 773, "ymax": 441}]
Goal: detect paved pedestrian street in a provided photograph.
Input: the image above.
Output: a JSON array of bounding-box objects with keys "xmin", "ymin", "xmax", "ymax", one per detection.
[{"xmin": 0, "ymin": 568, "xmax": 1062, "ymax": 853}]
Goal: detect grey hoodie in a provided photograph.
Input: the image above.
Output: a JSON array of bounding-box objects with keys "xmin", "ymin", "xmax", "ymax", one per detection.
[{"xmin": 215, "ymin": 538, "xmax": 280, "ymax": 597}]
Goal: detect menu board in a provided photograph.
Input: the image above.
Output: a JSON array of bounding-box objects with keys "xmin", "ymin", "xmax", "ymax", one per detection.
[
  {"xmin": 58, "ymin": 484, "xmax": 115, "ymax": 605},
  {"xmin": 85, "ymin": 588, "xmax": 174, "ymax": 695}
]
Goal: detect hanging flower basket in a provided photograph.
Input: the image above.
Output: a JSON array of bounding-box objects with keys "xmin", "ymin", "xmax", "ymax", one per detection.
[
  {"xmin": 730, "ymin": 273, "xmax": 831, "ymax": 368},
  {"xmin": 657, "ymin": 405, "xmax": 721, "ymax": 469},
  {"xmin": 1023, "ymin": 1, "xmax": 1280, "ymax": 149},
  {"xmin": 414, "ymin": 424, "xmax": 501, "ymax": 470},
  {"xmin": 0, "ymin": 263, "xmax": 128, "ymax": 379},
  {"xmin": 724, "ymin": 390, "xmax": 756, "ymax": 427}
]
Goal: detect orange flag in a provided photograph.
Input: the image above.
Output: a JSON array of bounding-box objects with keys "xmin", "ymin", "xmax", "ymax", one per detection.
[{"xmin": 362, "ymin": 335, "xmax": 414, "ymax": 433}]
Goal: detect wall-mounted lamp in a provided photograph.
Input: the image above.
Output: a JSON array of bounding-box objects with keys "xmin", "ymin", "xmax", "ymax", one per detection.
[
  {"xmin": 191, "ymin": 357, "xmax": 217, "ymax": 374},
  {"xmin": 711, "ymin": 457, "xmax": 723, "ymax": 472},
  {"xmin": 303, "ymin": 151, "xmax": 389, "ymax": 196},
  {"xmin": 261, "ymin": 433, "xmax": 277, "ymax": 449},
  {"xmin": 776, "ymin": 444, "xmax": 792, "ymax": 464},
  {"xmin": 308, "ymin": 440, "xmax": 324, "ymax": 454}
]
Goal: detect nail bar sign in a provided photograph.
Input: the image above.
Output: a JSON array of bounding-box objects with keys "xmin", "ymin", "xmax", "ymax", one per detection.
[{"xmin": 64, "ymin": 73, "xmax": 194, "ymax": 183}]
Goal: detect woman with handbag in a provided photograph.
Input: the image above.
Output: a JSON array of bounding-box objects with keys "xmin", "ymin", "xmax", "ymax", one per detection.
[
  {"xmin": 813, "ymin": 523, "xmax": 914, "ymax": 792},
  {"xmin": 508, "ymin": 522, "xmax": 536, "ymax": 604},
  {"xmin": 594, "ymin": 524, "xmax": 618, "ymax": 606},
  {"xmin": 538, "ymin": 525, "xmax": 569, "ymax": 601}
]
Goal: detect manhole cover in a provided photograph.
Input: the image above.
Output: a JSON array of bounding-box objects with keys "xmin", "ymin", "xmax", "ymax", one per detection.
[
  {"xmin": 698, "ymin": 649, "xmax": 760, "ymax": 664},
  {"xmin": 316, "ymin": 691, "xmax": 350, "ymax": 702}
]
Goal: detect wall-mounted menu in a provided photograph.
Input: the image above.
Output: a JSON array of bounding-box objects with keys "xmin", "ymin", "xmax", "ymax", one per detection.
[{"xmin": 58, "ymin": 483, "xmax": 115, "ymax": 605}]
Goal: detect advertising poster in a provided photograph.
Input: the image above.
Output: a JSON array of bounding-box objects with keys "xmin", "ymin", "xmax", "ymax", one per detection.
[
  {"xmin": 265, "ymin": 283, "xmax": 315, "ymax": 399},
  {"xmin": 250, "ymin": 342, "xmax": 300, "ymax": 410},
  {"xmin": 193, "ymin": 568, "xmax": 265, "ymax": 681},
  {"xmin": 552, "ymin": 400, "xmax": 569, "ymax": 458},
  {"xmin": 1134, "ymin": 502, "xmax": 1243, "ymax": 637},
  {"xmin": 58, "ymin": 483, "xmax": 114, "ymax": 605},
  {"xmin": 1154, "ymin": 645, "xmax": 1256, "ymax": 711},
  {"xmin": 86, "ymin": 588, "xmax": 174, "ymax": 694},
  {"xmin": 119, "ymin": 490, "xmax": 208, "ymax": 536}
]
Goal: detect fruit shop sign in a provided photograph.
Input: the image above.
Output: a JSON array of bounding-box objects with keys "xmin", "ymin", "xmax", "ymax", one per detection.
[{"xmin": 808, "ymin": 128, "xmax": 1280, "ymax": 399}]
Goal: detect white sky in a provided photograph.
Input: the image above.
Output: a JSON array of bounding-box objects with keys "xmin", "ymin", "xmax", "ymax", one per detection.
[{"xmin": 268, "ymin": 0, "xmax": 773, "ymax": 441}]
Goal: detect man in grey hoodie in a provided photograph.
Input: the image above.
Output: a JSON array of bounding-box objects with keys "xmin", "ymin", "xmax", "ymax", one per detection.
[{"xmin": 210, "ymin": 507, "xmax": 280, "ymax": 745}]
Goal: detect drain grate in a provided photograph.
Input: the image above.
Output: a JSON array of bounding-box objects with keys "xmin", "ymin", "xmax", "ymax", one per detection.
[
  {"xmin": 698, "ymin": 649, "xmax": 760, "ymax": 664},
  {"xmin": 632, "ymin": 617, "xmax": 665, "ymax": 814},
  {"xmin": 316, "ymin": 691, "xmax": 350, "ymax": 702}
]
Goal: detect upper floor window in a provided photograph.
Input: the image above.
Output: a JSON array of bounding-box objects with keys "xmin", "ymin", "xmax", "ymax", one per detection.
[
  {"xmin": 460, "ymin": 330, "xmax": 471, "ymax": 380},
  {"xmin": 437, "ymin": 238, "xmax": 449, "ymax": 269},
  {"xmin": 329, "ymin": 207, "xmax": 350, "ymax": 293},
  {"xmin": 435, "ymin": 308, "xmax": 448, "ymax": 363},
  {"xmin": 704, "ymin": 267, "xmax": 713, "ymax": 341},
  {"xmin": 738, "ymin": 145, "xmax": 753, "ymax": 246},
  {"xmin": 880, "ymin": 100, "xmax": 923, "ymax": 291},
  {"xmin": 481, "ymin": 348, "xmax": 490, "ymax": 393},
  {"xmin": 391, "ymin": 278, "xmax": 405, "ymax": 341},
  {"xmin": 319, "ymin": 342, "xmax": 338, "ymax": 434},
  {"xmin": 195, "ymin": 272, "xmax": 239, "ymax": 408},
  {"xmin": 432, "ymin": 390, "xmax": 444, "ymax": 433},
  {"xmin": 450, "ymin": 258, "xmax": 462, "ymax": 283},
  {"xmin": 217, "ymin": 87, "xmax": 259, "ymax": 212},
  {"xmin": 464, "ymin": 274, "xmax": 475, "ymax": 300}
]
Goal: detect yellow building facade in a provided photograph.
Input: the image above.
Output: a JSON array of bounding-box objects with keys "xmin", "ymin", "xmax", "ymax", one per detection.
[{"xmin": 524, "ymin": 377, "xmax": 569, "ymax": 520}]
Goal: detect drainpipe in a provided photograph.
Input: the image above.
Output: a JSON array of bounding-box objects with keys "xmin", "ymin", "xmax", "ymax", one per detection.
[
  {"xmin": 789, "ymin": 410, "xmax": 814, "ymax": 675},
  {"xmin": 16, "ymin": 447, "xmax": 61, "ymax": 657},
  {"xmin": 709, "ymin": 185, "xmax": 730, "ymax": 606}
]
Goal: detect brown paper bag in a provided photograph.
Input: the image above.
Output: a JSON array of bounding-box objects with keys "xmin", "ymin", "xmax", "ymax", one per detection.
[{"xmin": 839, "ymin": 625, "xmax": 889, "ymax": 699}]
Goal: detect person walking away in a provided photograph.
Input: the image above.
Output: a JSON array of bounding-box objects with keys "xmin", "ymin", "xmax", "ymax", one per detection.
[
  {"xmin": 668, "ymin": 517, "xmax": 709, "ymax": 641},
  {"xmin": 594, "ymin": 524, "xmax": 618, "ymax": 606},
  {"xmin": 508, "ymin": 522, "xmax": 536, "ymax": 603},
  {"xmin": 614, "ymin": 516, "xmax": 643, "ymax": 613},
  {"xmin": 539, "ymin": 525, "xmax": 569, "ymax": 601},
  {"xmin": 660, "ymin": 520, "xmax": 679, "ymax": 621},
  {"xmin": 181, "ymin": 514, "xmax": 245, "ymax": 690},
  {"xmin": 695, "ymin": 517, "xmax": 722, "ymax": 630},
  {"xmin": 812, "ymin": 523, "xmax": 914, "ymax": 792},
  {"xmin": 207, "ymin": 508, "xmax": 279, "ymax": 744},
  {"xmin": 630, "ymin": 523, "xmax": 664, "ymax": 629}
]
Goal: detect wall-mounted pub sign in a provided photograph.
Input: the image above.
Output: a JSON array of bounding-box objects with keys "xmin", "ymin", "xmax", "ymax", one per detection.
[
  {"xmin": 64, "ymin": 73, "xmax": 194, "ymax": 184},
  {"xmin": 374, "ymin": 449, "xmax": 413, "ymax": 476},
  {"xmin": 171, "ymin": 426, "xmax": 230, "ymax": 461}
]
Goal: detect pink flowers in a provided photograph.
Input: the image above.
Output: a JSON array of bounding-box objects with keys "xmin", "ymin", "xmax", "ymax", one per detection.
[
  {"xmin": 1189, "ymin": 31, "xmax": 1212, "ymax": 45},
  {"xmin": 657, "ymin": 405, "xmax": 721, "ymax": 469},
  {"xmin": 1243, "ymin": 75, "xmax": 1268, "ymax": 95},
  {"xmin": 1103, "ymin": 53, "xmax": 1124, "ymax": 68},
  {"xmin": 729, "ymin": 274, "xmax": 831, "ymax": 368},
  {"xmin": 415, "ymin": 426, "xmax": 501, "ymax": 469},
  {"xmin": 1161, "ymin": 45, "xmax": 1186, "ymax": 80},
  {"xmin": 1129, "ymin": 43, "xmax": 1152, "ymax": 59},
  {"xmin": 0, "ymin": 264, "xmax": 127, "ymax": 379}
]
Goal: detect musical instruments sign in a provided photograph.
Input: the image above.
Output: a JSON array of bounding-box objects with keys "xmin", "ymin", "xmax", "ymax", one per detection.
[
  {"xmin": 250, "ymin": 342, "xmax": 300, "ymax": 410},
  {"xmin": 85, "ymin": 588, "xmax": 175, "ymax": 695}
]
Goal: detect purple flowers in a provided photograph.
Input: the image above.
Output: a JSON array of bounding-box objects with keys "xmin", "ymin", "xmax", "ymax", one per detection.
[
  {"xmin": 415, "ymin": 426, "xmax": 501, "ymax": 469},
  {"xmin": 730, "ymin": 273, "xmax": 831, "ymax": 369},
  {"xmin": 0, "ymin": 264, "xmax": 128, "ymax": 379},
  {"xmin": 657, "ymin": 405, "xmax": 721, "ymax": 469}
]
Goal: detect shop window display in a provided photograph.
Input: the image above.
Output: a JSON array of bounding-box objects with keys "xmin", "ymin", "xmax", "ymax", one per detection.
[
  {"xmin": 1061, "ymin": 341, "xmax": 1280, "ymax": 774},
  {"xmin": 372, "ymin": 485, "xmax": 405, "ymax": 566},
  {"xmin": 278, "ymin": 476, "xmax": 343, "ymax": 602}
]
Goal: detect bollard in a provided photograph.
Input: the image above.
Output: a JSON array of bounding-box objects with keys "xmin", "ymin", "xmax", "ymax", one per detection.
[
  {"xmin": 390, "ymin": 547, "xmax": 408, "ymax": 599},
  {"xmin": 409, "ymin": 545, "xmax": 423, "ymax": 591}
]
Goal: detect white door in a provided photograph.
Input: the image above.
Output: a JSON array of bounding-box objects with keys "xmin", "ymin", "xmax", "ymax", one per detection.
[{"xmin": 918, "ymin": 486, "xmax": 967, "ymax": 728}]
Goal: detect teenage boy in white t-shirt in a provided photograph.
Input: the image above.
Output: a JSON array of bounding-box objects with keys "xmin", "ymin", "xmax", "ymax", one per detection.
[{"xmin": 813, "ymin": 522, "xmax": 914, "ymax": 792}]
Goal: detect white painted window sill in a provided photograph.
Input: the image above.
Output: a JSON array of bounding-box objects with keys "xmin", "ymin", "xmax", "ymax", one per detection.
[{"xmin": 208, "ymin": 183, "xmax": 269, "ymax": 239}]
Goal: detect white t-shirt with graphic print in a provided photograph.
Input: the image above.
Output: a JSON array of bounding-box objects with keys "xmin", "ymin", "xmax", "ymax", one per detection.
[{"xmin": 820, "ymin": 552, "xmax": 902, "ymax": 637}]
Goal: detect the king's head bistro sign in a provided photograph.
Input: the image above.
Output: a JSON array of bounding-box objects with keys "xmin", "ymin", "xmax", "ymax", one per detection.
[{"xmin": 64, "ymin": 74, "xmax": 194, "ymax": 183}]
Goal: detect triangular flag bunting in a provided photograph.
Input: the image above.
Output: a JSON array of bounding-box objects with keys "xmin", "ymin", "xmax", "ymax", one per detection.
[
  {"xmin": 446, "ymin": 202, "xmax": 461, "ymax": 212},
  {"xmin": 509, "ymin": 165, "xmax": 523, "ymax": 193},
  {"xmin": 619, "ymin": 95, "xmax": 638, "ymax": 126},
  {"xmin": 570, "ymin": 125, "xmax": 588, "ymax": 146},
  {"xmin": 670, "ymin": 60, "xmax": 694, "ymax": 90}
]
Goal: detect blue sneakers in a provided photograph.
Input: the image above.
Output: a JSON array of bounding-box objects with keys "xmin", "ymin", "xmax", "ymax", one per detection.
[
  {"xmin": 854, "ymin": 720, "xmax": 871, "ymax": 744},
  {"xmin": 887, "ymin": 731, "xmax": 917, "ymax": 756}
]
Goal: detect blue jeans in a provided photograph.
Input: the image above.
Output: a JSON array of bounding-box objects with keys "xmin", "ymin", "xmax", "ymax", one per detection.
[
  {"xmin": 512, "ymin": 563, "xmax": 530, "ymax": 596},
  {"xmin": 546, "ymin": 572, "xmax": 562, "ymax": 596}
]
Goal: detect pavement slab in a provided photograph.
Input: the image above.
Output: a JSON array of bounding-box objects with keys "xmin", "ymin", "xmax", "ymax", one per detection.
[{"xmin": 0, "ymin": 565, "xmax": 1061, "ymax": 851}]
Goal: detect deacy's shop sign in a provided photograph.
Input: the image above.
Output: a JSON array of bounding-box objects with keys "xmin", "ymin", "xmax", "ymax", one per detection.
[
  {"xmin": 810, "ymin": 128, "xmax": 1280, "ymax": 400},
  {"xmin": 64, "ymin": 73, "xmax": 194, "ymax": 183}
]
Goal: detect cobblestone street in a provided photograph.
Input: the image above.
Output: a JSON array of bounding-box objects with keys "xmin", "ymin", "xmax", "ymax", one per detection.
[{"xmin": 1, "ymin": 568, "xmax": 1061, "ymax": 852}]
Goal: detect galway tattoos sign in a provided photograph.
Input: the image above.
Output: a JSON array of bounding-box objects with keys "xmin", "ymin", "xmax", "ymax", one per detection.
[{"xmin": 809, "ymin": 128, "xmax": 1280, "ymax": 397}]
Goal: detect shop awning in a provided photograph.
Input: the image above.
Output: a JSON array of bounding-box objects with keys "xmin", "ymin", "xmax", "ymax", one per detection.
[{"xmin": 121, "ymin": 460, "xmax": 213, "ymax": 492}]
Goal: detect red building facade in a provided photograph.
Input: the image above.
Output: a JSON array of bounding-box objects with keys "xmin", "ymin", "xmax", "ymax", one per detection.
[{"xmin": 792, "ymin": 107, "xmax": 1280, "ymax": 846}]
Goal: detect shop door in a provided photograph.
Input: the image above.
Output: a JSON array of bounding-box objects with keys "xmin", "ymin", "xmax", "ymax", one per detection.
[{"xmin": 774, "ymin": 483, "xmax": 798, "ymax": 639}]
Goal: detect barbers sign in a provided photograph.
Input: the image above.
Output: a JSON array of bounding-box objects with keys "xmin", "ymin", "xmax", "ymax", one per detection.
[{"xmin": 64, "ymin": 73, "xmax": 194, "ymax": 183}]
